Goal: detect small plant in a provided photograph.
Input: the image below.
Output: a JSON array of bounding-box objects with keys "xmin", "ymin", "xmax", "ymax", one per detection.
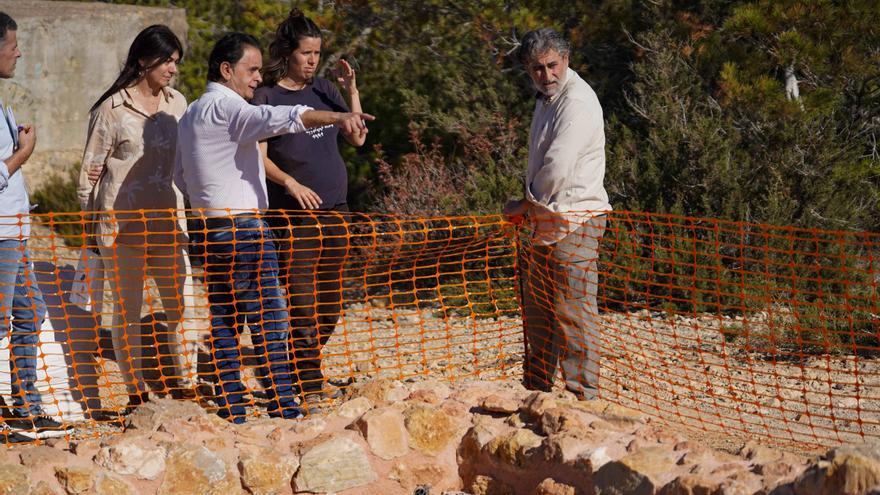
[{"xmin": 31, "ymin": 163, "xmax": 84, "ymax": 247}]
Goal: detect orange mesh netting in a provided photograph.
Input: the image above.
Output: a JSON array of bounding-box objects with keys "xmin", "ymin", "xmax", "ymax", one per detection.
[{"xmin": 0, "ymin": 208, "xmax": 875, "ymax": 449}]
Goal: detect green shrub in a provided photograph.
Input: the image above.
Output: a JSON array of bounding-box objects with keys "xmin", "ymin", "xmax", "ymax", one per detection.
[{"xmin": 31, "ymin": 163, "xmax": 84, "ymax": 247}]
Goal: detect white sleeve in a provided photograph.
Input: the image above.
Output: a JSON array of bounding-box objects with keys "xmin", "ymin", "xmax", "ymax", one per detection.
[
  {"xmin": 225, "ymin": 100, "xmax": 313, "ymax": 143},
  {"xmin": 0, "ymin": 161, "xmax": 9, "ymax": 193}
]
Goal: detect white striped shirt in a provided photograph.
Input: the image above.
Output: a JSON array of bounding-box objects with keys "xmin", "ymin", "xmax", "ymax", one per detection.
[{"xmin": 175, "ymin": 82, "xmax": 312, "ymax": 216}]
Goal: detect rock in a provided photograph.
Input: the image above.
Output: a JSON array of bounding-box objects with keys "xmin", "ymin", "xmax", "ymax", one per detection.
[
  {"xmin": 458, "ymin": 423, "xmax": 505, "ymax": 463},
  {"xmin": 540, "ymin": 407, "xmax": 591, "ymax": 435},
  {"xmin": 389, "ymin": 461, "xmax": 448, "ymax": 492},
  {"xmin": 409, "ymin": 388, "xmax": 445, "ymax": 404},
  {"xmin": 159, "ymin": 445, "xmax": 239, "ymax": 495},
  {"xmin": 70, "ymin": 438, "xmax": 102, "ymax": 460},
  {"xmin": 573, "ymin": 401, "xmax": 646, "ymax": 429},
  {"xmin": 542, "ymin": 432, "xmax": 601, "ymax": 464},
  {"xmin": 594, "ymin": 446, "xmax": 682, "ymax": 495},
  {"xmin": 487, "ymin": 428, "xmax": 544, "ymax": 467},
  {"xmin": 0, "ymin": 464, "xmax": 30, "ymax": 495},
  {"xmin": 505, "ymin": 412, "xmax": 527, "ymax": 428},
  {"xmin": 127, "ymin": 398, "xmax": 212, "ymax": 432},
  {"xmin": 236, "ymin": 421, "xmax": 283, "ymax": 447},
  {"xmin": 450, "ymin": 382, "xmax": 507, "ymax": 406},
  {"xmin": 536, "ymin": 478, "xmax": 577, "ymax": 495},
  {"xmin": 30, "ymin": 481, "xmax": 62, "ymax": 495},
  {"xmin": 19, "ymin": 446, "xmax": 75, "ymax": 467},
  {"xmin": 794, "ymin": 442, "xmax": 880, "ymax": 495},
  {"xmin": 405, "ymin": 404, "xmax": 461, "ymax": 456},
  {"xmin": 740, "ymin": 441, "xmax": 782, "ymax": 465},
  {"xmin": 387, "ymin": 383, "xmax": 411, "ymax": 402},
  {"xmin": 54, "ymin": 466, "xmax": 96, "ymax": 495},
  {"xmin": 336, "ymin": 396, "xmax": 374, "ymax": 420},
  {"xmin": 355, "ymin": 407, "xmax": 409, "ymax": 460},
  {"xmin": 95, "ymin": 435, "xmax": 167, "ymax": 480},
  {"xmin": 688, "ymin": 459, "xmax": 750, "ymax": 479},
  {"xmin": 481, "ymin": 394, "xmax": 520, "ymax": 414},
  {"xmin": 355, "ymin": 379, "xmax": 409, "ymax": 404},
  {"xmin": 754, "ymin": 458, "xmax": 806, "ymax": 487},
  {"xmin": 658, "ymin": 474, "xmax": 719, "ymax": 495},
  {"xmin": 586, "ymin": 445, "xmax": 620, "ymax": 470},
  {"xmin": 522, "ymin": 392, "xmax": 558, "ymax": 419},
  {"xmin": 238, "ymin": 447, "xmax": 299, "ymax": 495},
  {"xmin": 469, "ymin": 474, "xmax": 515, "ymax": 495},
  {"xmin": 94, "ymin": 473, "xmax": 136, "ymax": 495},
  {"xmin": 716, "ymin": 471, "xmax": 765, "ymax": 495},
  {"xmin": 292, "ymin": 417, "xmax": 328, "ymax": 439},
  {"xmin": 410, "ymin": 380, "xmax": 452, "ymax": 401},
  {"xmin": 294, "ymin": 432, "xmax": 377, "ymax": 493}
]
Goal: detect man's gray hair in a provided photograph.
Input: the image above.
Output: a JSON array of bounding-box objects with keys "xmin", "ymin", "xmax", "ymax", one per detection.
[
  {"xmin": 518, "ymin": 28, "xmax": 570, "ymax": 66},
  {"xmin": 0, "ymin": 12, "xmax": 16, "ymax": 42}
]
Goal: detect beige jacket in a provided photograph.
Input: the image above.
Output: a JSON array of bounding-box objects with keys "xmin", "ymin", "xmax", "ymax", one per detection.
[
  {"xmin": 78, "ymin": 87, "xmax": 187, "ymax": 247},
  {"xmin": 526, "ymin": 67, "xmax": 611, "ymax": 245}
]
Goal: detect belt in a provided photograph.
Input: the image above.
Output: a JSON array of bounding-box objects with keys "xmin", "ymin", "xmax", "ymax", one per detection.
[{"xmin": 204, "ymin": 213, "xmax": 262, "ymax": 230}]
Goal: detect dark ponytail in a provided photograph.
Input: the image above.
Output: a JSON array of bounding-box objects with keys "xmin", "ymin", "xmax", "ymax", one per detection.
[
  {"xmin": 262, "ymin": 8, "xmax": 322, "ymax": 87},
  {"xmin": 91, "ymin": 25, "xmax": 183, "ymax": 113}
]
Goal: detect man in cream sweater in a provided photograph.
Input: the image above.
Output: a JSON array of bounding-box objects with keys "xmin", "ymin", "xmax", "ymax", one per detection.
[{"xmin": 504, "ymin": 28, "xmax": 611, "ymax": 400}]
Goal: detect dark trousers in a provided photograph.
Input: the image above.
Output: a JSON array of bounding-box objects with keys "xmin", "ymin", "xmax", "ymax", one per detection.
[
  {"xmin": 269, "ymin": 206, "xmax": 349, "ymax": 394},
  {"xmin": 204, "ymin": 215, "xmax": 299, "ymax": 422}
]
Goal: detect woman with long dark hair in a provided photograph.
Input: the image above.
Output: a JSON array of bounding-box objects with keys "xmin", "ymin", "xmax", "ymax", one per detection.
[
  {"xmin": 77, "ymin": 24, "xmax": 194, "ymax": 414},
  {"xmin": 252, "ymin": 9, "xmax": 367, "ymax": 410}
]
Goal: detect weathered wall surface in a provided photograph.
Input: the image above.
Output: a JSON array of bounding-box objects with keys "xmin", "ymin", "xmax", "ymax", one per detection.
[{"xmin": 0, "ymin": 1, "xmax": 187, "ymax": 186}]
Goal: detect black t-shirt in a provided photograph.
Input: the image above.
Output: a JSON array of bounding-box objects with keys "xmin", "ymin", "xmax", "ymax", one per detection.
[{"xmin": 252, "ymin": 78, "xmax": 350, "ymax": 211}]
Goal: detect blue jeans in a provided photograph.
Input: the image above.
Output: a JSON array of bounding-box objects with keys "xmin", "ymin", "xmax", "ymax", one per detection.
[
  {"xmin": 204, "ymin": 215, "xmax": 299, "ymax": 422},
  {"xmin": 0, "ymin": 239, "xmax": 48, "ymax": 416}
]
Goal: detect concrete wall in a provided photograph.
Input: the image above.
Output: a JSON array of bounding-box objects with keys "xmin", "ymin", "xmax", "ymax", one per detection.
[{"xmin": 0, "ymin": 1, "xmax": 187, "ymax": 185}]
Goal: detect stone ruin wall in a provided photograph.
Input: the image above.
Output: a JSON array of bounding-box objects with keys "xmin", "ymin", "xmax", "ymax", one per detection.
[
  {"xmin": 0, "ymin": 0, "xmax": 187, "ymax": 190},
  {"xmin": 2, "ymin": 378, "xmax": 880, "ymax": 495}
]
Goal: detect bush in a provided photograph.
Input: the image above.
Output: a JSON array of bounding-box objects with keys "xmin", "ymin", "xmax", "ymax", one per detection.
[{"xmin": 30, "ymin": 163, "xmax": 84, "ymax": 247}]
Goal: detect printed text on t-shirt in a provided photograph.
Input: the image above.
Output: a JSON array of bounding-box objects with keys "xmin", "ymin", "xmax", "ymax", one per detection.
[{"xmin": 307, "ymin": 124, "xmax": 335, "ymax": 140}]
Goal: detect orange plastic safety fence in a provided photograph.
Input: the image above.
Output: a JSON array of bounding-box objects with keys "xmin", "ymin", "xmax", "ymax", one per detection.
[
  {"xmin": 523, "ymin": 210, "xmax": 880, "ymax": 450},
  {"xmin": 0, "ymin": 208, "xmax": 875, "ymax": 450},
  {"xmin": 0, "ymin": 208, "xmax": 521, "ymax": 445}
]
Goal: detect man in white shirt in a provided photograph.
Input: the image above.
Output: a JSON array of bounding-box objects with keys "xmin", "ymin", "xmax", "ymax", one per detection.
[
  {"xmin": 0, "ymin": 12, "xmax": 72, "ymax": 442},
  {"xmin": 175, "ymin": 32, "xmax": 372, "ymax": 423},
  {"xmin": 504, "ymin": 28, "xmax": 611, "ymax": 400}
]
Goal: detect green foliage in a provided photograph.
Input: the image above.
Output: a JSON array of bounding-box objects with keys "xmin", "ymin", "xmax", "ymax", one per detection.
[
  {"xmin": 54, "ymin": 0, "xmax": 880, "ymax": 355},
  {"xmin": 601, "ymin": 213, "xmax": 880, "ymax": 355},
  {"xmin": 30, "ymin": 164, "xmax": 85, "ymax": 247}
]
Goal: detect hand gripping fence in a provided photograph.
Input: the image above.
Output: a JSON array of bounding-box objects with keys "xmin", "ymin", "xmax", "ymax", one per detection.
[{"xmin": 0, "ymin": 208, "xmax": 876, "ymax": 449}]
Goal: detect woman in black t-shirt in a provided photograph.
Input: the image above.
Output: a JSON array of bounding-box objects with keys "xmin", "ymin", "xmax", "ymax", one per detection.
[{"xmin": 253, "ymin": 8, "xmax": 367, "ymax": 409}]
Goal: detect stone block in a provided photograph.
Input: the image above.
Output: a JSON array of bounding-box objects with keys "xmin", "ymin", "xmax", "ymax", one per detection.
[
  {"xmin": 0, "ymin": 463, "xmax": 30, "ymax": 495},
  {"xmin": 795, "ymin": 442, "xmax": 880, "ymax": 495},
  {"xmin": 594, "ymin": 446, "xmax": 682, "ymax": 495},
  {"xmin": 94, "ymin": 435, "xmax": 167, "ymax": 480},
  {"xmin": 405, "ymin": 404, "xmax": 461, "ymax": 456},
  {"xmin": 336, "ymin": 396, "xmax": 374, "ymax": 420},
  {"xmin": 481, "ymin": 395, "xmax": 520, "ymax": 415},
  {"xmin": 535, "ymin": 478, "xmax": 577, "ymax": 495},
  {"xmin": 159, "ymin": 445, "xmax": 239, "ymax": 495},
  {"xmin": 355, "ymin": 406, "xmax": 409, "ymax": 460},
  {"xmin": 238, "ymin": 447, "xmax": 299, "ymax": 495},
  {"xmin": 294, "ymin": 432, "xmax": 377, "ymax": 493},
  {"xmin": 54, "ymin": 466, "xmax": 96, "ymax": 495},
  {"xmin": 486, "ymin": 428, "xmax": 544, "ymax": 467}
]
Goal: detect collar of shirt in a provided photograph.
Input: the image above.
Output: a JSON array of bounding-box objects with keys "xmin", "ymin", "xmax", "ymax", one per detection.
[
  {"xmin": 205, "ymin": 81, "xmax": 246, "ymax": 101},
  {"xmin": 111, "ymin": 86, "xmax": 177, "ymax": 118}
]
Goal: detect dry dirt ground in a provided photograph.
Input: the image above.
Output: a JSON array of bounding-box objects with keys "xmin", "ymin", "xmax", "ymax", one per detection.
[{"xmin": 22, "ymin": 223, "xmax": 879, "ymax": 455}]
